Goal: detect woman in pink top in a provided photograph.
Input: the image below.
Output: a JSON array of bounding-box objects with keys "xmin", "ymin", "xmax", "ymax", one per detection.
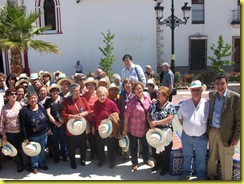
[
  {"xmin": 0, "ymin": 89, "xmax": 28, "ymax": 172},
  {"xmin": 123, "ymin": 81, "xmax": 154, "ymax": 171}
]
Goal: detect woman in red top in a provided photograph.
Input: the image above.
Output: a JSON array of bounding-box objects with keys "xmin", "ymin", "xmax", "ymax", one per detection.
[
  {"xmin": 61, "ymin": 83, "xmax": 91, "ymax": 169},
  {"xmin": 83, "ymin": 77, "xmax": 98, "ymax": 160},
  {"xmin": 92, "ymin": 86, "xmax": 120, "ymax": 169}
]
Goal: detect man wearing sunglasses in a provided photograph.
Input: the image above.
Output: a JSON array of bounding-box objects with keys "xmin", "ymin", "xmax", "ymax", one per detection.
[{"xmin": 177, "ymin": 80, "xmax": 209, "ymax": 180}]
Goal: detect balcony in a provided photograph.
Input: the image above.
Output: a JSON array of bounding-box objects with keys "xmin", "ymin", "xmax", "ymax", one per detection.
[{"xmin": 231, "ymin": 9, "xmax": 240, "ymax": 25}]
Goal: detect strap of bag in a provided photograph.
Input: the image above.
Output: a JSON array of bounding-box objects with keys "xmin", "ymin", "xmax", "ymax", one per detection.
[
  {"xmin": 134, "ymin": 66, "xmax": 142, "ymax": 82},
  {"xmin": 137, "ymin": 98, "xmax": 147, "ymax": 117}
]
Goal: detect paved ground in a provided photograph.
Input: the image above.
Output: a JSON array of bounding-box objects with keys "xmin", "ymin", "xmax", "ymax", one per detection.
[{"xmin": 0, "ymin": 89, "xmax": 239, "ymax": 180}]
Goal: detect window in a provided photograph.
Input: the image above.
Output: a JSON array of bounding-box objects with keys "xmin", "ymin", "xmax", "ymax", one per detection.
[
  {"xmin": 35, "ymin": 0, "xmax": 62, "ymax": 34},
  {"xmin": 191, "ymin": 0, "xmax": 204, "ymax": 24}
]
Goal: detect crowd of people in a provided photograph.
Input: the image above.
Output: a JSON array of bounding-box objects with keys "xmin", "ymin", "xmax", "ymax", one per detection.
[{"xmin": 0, "ymin": 54, "xmax": 240, "ymax": 180}]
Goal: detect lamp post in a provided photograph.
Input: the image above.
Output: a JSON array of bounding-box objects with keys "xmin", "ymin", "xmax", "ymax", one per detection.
[{"xmin": 154, "ymin": 0, "xmax": 191, "ymax": 74}]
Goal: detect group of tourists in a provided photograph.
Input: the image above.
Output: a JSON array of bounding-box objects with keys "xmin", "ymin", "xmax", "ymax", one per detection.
[{"xmin": 0, "ymin": 54, "xmax": 240, "ymax": 180}]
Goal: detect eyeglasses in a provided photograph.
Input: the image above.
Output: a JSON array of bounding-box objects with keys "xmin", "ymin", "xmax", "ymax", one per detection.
[
  {"xmin": 50, "ymin": 89, "xmax": 59, "ymax": 93},
  {"xmin": 9, "ymin": 92, "xmax": 17, "ymax": 96},
  {"xmin": 79, "ymin": 78, "xmax": 86, "ymax": 81}
]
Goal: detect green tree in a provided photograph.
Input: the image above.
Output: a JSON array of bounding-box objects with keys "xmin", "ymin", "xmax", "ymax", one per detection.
[
  {"xmin": 0, "ymin": 3, "xmax": 60, "ymax": 75},
  {"xmin": 208, "ymin": 35, "xmax": 234, "ymax": 73},
  {"xmin": 98, "ymin": 29, "xmax": 116, "ymax": 81}
]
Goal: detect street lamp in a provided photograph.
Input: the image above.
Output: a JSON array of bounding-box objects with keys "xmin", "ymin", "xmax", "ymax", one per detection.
[{"xmin": 154, "ymin": 0, "xmax": 191, "ymax": 74}]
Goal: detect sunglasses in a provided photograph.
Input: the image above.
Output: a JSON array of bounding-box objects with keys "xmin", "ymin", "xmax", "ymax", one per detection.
[
  {"xmin": 79, "ymin": 78, "xmax": 86, "ymax": 81},
  {"xmin": 9, "ymin": 92, "xmax": 17, "ymax": 96},
  {"xmin": 50, "ymin": 88, "xmax": 59, "ymax": 93}
]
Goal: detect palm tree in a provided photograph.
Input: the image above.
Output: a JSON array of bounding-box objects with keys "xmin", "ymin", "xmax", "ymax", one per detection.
[{"xmin": 0, "ymin": 3, "xmax": 60, "ymax": 75}]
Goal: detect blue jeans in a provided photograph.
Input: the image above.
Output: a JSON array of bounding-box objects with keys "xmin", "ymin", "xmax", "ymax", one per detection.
[
  {"xmin": 181, "ymin": 131, "xmax": 208, "ymax": 180},
  {"xmin": 29, "ymin": 133, "xmax": 48, "ymax": 170},
  {"xmin": 129, "ymin": 133, "xmax": 150, "ymax": 166},
  {"xmin": 51, "ymin": 124, "xmax": 66, "ymax": 158}
]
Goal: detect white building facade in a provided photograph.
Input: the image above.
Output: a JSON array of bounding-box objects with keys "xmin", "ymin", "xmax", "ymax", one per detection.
[{"xmin": 0, "ymin": 0, "xmax": 240, "ymax": 77}]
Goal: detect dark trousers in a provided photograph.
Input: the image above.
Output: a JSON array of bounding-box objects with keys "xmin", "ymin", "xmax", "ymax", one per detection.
[
  {"xmin": 66, "ymin": 133, "xmax": 86, "ymax": 167},
  {"xmin": 129, "ymin": 133, "xmax": 150, "ymax": 165},
  {"xmin": 95, "ymin": 131, "xmax": 116, "ymax": 162},
  {"xmin": 152, "ymin": 141, "xmax": 173, "ymax": 173},
  {"xmin": 6, "ymin": 132, "xmax": 30, "ymax": 169},
  {"xmin": 51, "ymin": 124, "xmax": 66, "ymax": 159},
  {"xmin": 87, "ymin": 132, "xmax": 98, "ymax": 157}
]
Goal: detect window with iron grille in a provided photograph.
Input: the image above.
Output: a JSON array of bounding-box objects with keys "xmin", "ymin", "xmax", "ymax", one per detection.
[{"xmin": 192, "ymin": 0, "xmax": 204, "ymax": 24}]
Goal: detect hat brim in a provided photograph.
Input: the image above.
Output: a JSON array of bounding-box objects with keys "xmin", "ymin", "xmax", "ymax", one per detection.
[
  {"xmin": 40, "ymin": 72, "xmax": 52, "ymax": 80},
  {"xmin": 84, "ymin": 80, "xmax": 98, "ymax": 86},
  {"xmin": 67, "ymin": 118, "xmax": 87, "ymax": 135},
  {"xmin": 22, "ymin": 142, "xmax": 41, "ymax": 157},
  {"xmin": 146, "ymin": 128, "xmax": 166, "ymax": 148},
  {"xmin": 119, "ymin": 135, "xmax": 129, "ymax": 152},
  {"xmin": 15, "ymin": 79, "xmax": 29, "ymax": 87},
  {"xmin": 98, "ymin": 80, "xmax": 110, "ymax": 87},
  {"xmin": 53, "ymin": 71, "xmax": 62, "ymax": 76},
  {"xmin": 2, "ymin": 142, "xmax": 18, "ymax": 157},
  {"xmin": 47, "ymin": 84, "xmax": 62, "ymax": 94},
  {"xmin": 98, "ymin": 119, "xmax": 113, "ymax": 138},
  {"xmin": 57, "ymin": 78, "xmax": 73, "ymax": 86},
  {"xmin": 187, "ymin": 84, "xmax": 207, "ymax": 91}
]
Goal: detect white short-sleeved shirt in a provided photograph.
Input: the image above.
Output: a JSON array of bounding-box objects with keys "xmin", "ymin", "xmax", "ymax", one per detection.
[{"xmin": 177, "ymin": 98, "xmax": 209, "ymax": 137}]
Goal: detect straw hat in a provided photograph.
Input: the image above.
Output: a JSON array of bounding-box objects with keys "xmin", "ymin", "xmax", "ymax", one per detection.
[
  {"xmin": 187, "ymin": 80, "xmax": 207, "ymax": 91},
  {"xmin": 53, "ymin": 70, "xmax": 62, "ymax": 77},
  {"xmin": 47, "ymin": 83, "xmax": 61, "ymax": 94},
  {"xmin": 22, "ymin": 142, "xmax": 41, "ymax": 157},
  {"xmin": 98, "ymin": 78, "xmax": 110, "ymax": 87},
  {"xmin": 84, "ymin": 77, "xmax": 98, "ymax": 86},
  {"xmin": 1, "ymin": 142, "xmax": 18, "ymax": 157},
  {"xmin": 108, "ymin": 83, "xmax": 120, "ymax": 90},
  {"xmin": 119, "ymin": 135, "xmax": 130, "ymax": 152},
  {"xmin": 17, "ymin": 73, "xmax": 29, "ymax": 80},
  {"xmin": 15, "ymin": 79, "xmax": 29, "ymax": 87},
  {"xmin": 40, "ymin": 71, "xmax": 52, "ymax": 80},
  {"xmin": 98, "ymin": 119, "xmax": 113, "ymax": 138},
  {"xmin": 67, "ymin": 118, "xmax": 87, "ymax": 135},
  {"xmin": 38, "ymin": 70, "xmax": 44, "ymax": 76},
  {"xmin": 146, "ymin": 128, "xmax": 166, "ymax": 148},
  {"xmin": 30, "ymin": 73, "xmax": 39, "ymax": 80},
  {"xmin": 146, "ymin": 78, "xmax": 155, "ymax": 85},
  {"xmin": 57, "ymin": 77, "xmax": 73, "ymax": 86}
]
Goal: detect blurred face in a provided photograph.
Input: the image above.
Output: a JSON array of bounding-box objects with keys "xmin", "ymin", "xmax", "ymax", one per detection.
[
  {"xmin": 190, "ymin": 87, "xmax": 202, "ymax": 98},
  {"xmin": 77, "ymin": 77, "xmax": 85, "ymax": 87},
  {"xmin": 97, "ymin": 92, "xmax": 107, "ymax": 103},
  {"xmin": 98, "ymin": 81, "xmax": 107, "ymax": 88},
  {"xmin": 123, "ymin": 57, "xmax": 132, "ymax": 69},
  {"xmin": 0, "ymin": 77, "xmax": 5, "ymax": 88},
  {"xmin": 34, "ymin": 82, "xmax": 41, "ymax": 89},
  {"xmin": 71, "ymin": 87, "xmax": 80, "ymax": 99},
  {"xmin": 8, "ymin": 78, "xmax": 16, "ymax": 85},
  {"xmin": 146, "ymin": 83, "xmax": 154, "ymax": 91},
  {"xmin": 146, "ymin": 67, "xmax": 151, "ymax": 73},
  {"xmin": 86, "ymin": 82, "xmax": 96, "ymax": 93},
  {"xmin": 215, "ymin": 78, "xmax": 228, "ymax": 94},
  {"xmin": 162, "ymin": 66, "xmax": 168, "ymax": 72},
  {"xmin": 50, "ymin": 88, "xmax": 60, "ymax": 99},
  {"xmin": 123, "ymin": 81, "xmax": 132, "ymax": 93},
  {"xmin": 28, "ymin": 95, "xmax": 38, "ymax": 108},
  {"xmin": 157, "ymin": 90, "xmax": 168, "ymax": 102},
  {"xmin": 134, "ymin": 84, "xmax": 143, "ymax": 97},
  {"xmin": 39, "ymin": 87, "xmax": 47, "ymax": 99},
  {"xmin": 96, "ymin": 69, "xmax": 103, "ymax": 76},
  {"xmin": 7, "ymin": 91, "xmax": 17, "ymax": 102},
  {"xmin": 61, "ymin": 81, "xmax": 70, "ymax": 91},
  {"xmin": 114, "ymin": 79, "xmax": 120, "ymax": 86},
  {"xmin": 109, "ymin": 88, "xmax": 119, "ymax": 99},
  {"xmin": 17, "ymin": 88, "xmax": 25, "ymax": 100},
  {"xmin": 43, "ymin": 75, "xmax": 50, "ymax": 83}
]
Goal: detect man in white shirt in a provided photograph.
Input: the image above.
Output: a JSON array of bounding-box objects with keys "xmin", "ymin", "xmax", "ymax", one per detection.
[
  {"xmin": 121, "ymin": 54, "xmax": 146, "ymax": 86},
  {"xmin": 177, "ymin": 80, "xmax": 209, "ymax": 180}
]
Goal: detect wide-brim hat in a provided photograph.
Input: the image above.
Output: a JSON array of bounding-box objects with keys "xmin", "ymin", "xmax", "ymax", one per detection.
[
  {"xmin": 119, "ymin": 135, "xmax": 129, "ymax": 152},
  {"xmin": 40, "ymin": 71, "xmax": 52, "ymax": 80},
  {"xmin": 15, "ymin": 79, "xmax": 30, "ymax": 87},
  {"xmin": 98, "ymin": 78, "xmax": 110, "ymax": 87},
  {"xmin": 187, "ymin": 80, "xmax": 207, "ymax": 91},
  {"xmin": 98, "ymin": 119, "xmax": 113, "ymax": 139},
  {"xmin": 146, "ymin": 128, "xmax": 166, "ymax": 148},
  {"xmin": 71, "ymin": 73, "xmax": 80, "ymax": 80},
  {"xmin": 30, "ymin": 73, "xmax": 39, "ymax": 80},
  {"xmin": 22, "ymin": 142, "xmax": 41, "ymax": 157},
  {"xmin": 1, "ymin": 142, "xmax": 18, "ymax": 157},
  {"xmin": 108, "ymin": 83, "xmax": 120, "ymax": 90},
  {"xmin": 53, "ymin": 70, "xmax": 62, "ymax": 77},
  {"xmin": 17, "ymin": 73, "xmax": 29, "ymax": 80},
  {"xmin": 146, "ymin": 78, "xmax": 155, "ymax": 85},
  {"xmin": 84, "ymin": 77, "xmax": 98, "ymax": 86},
  {"xmin": 67, "ymin": 118, "xmax": 87, "ymax": 135},
  {"xmin": 57, "ymin": 78, "xmax": 73, "ymax": 86},
  {"xmin": 47, "ymin": 83, "xmax": 61, "ymax": 94}
]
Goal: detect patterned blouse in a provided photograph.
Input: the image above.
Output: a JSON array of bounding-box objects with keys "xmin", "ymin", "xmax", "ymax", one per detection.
[
  {"xmin": 148, "ymin": 101, "xmax": 176, "ymax": 130},
  {"xmin": 124, "ymin": 94, "xmax": 152, "ymax": 137},
  {"xmin": 0, "ymin": 101, "xmax": 22, "ymax": 134}
]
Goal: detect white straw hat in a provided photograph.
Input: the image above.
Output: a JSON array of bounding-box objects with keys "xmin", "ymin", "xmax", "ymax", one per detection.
[
  {"xmin": 67, "ymin": 118, "xmax": 87, "ymax": 135},
  {"xmin": 1, "ymin": 142, "xmax": 18, "ymax": 157},
  {"xmin": 187, "ymin": 80, "xmax": 207, "ymax": 91},
  {"xmin": 98, "ymin": 119, "xmax": 113, "ymax": 138},
  {"xmin": 146, "ymin": 128, "xmax": 166, "ymax": 148},
  {"xmin": 119, "ymin": 135, "xmax": 130, "ymax": 152},
  {"xmin": 47, "ymin": 83, "xmax": 61, "ymax": 94},
  {"xmin": 22, "ymin": 142, "xmax": 41, "ymax": 157}
]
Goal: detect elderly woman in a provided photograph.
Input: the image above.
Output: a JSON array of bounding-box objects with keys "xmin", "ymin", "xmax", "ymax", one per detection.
[
  {"xmin": 57, "ymin": 77, "xmax": 73, "ymax": 98},
  {"xmin": 38, "ymin": 85, "xmax": 50, "ymax": 105},
  {"xmin": 122, "ymin": 81, "xmax": 153, "ymax": 171},
  {"xmin": 147, "ymin": 86, "xmax": 176, "ymax": 176},
  {"xmin": 75, "ymin": 73, "xmax": 88, "ymax": 96},
  {"xmin": 61, "ymin": 83, "xmax": 91, "ymax": 169},
  {"xmin": 0, "ymin": 89, "xmax": 28, "ymax": 172},
  {"xmin": 83, "ymin": 77, "xmax": 98, "ymax": 160},
  {"xmin": 92, "ymin": 86, "xmax": 120, "ymax": 169},
  {"xmin": 146, "ymin": 78, "xmax": 158, "ymax": 103},
  {"xmin": 112, "ymin": 73, "xmax": 122, "ymax": 94},
  {"xmin": 19, "ymin": 92, "xmax": 50, "ymax": 174},
  {"xmin": 46, "ymin": 84, "xmax": 67, "ymax": 163}
]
